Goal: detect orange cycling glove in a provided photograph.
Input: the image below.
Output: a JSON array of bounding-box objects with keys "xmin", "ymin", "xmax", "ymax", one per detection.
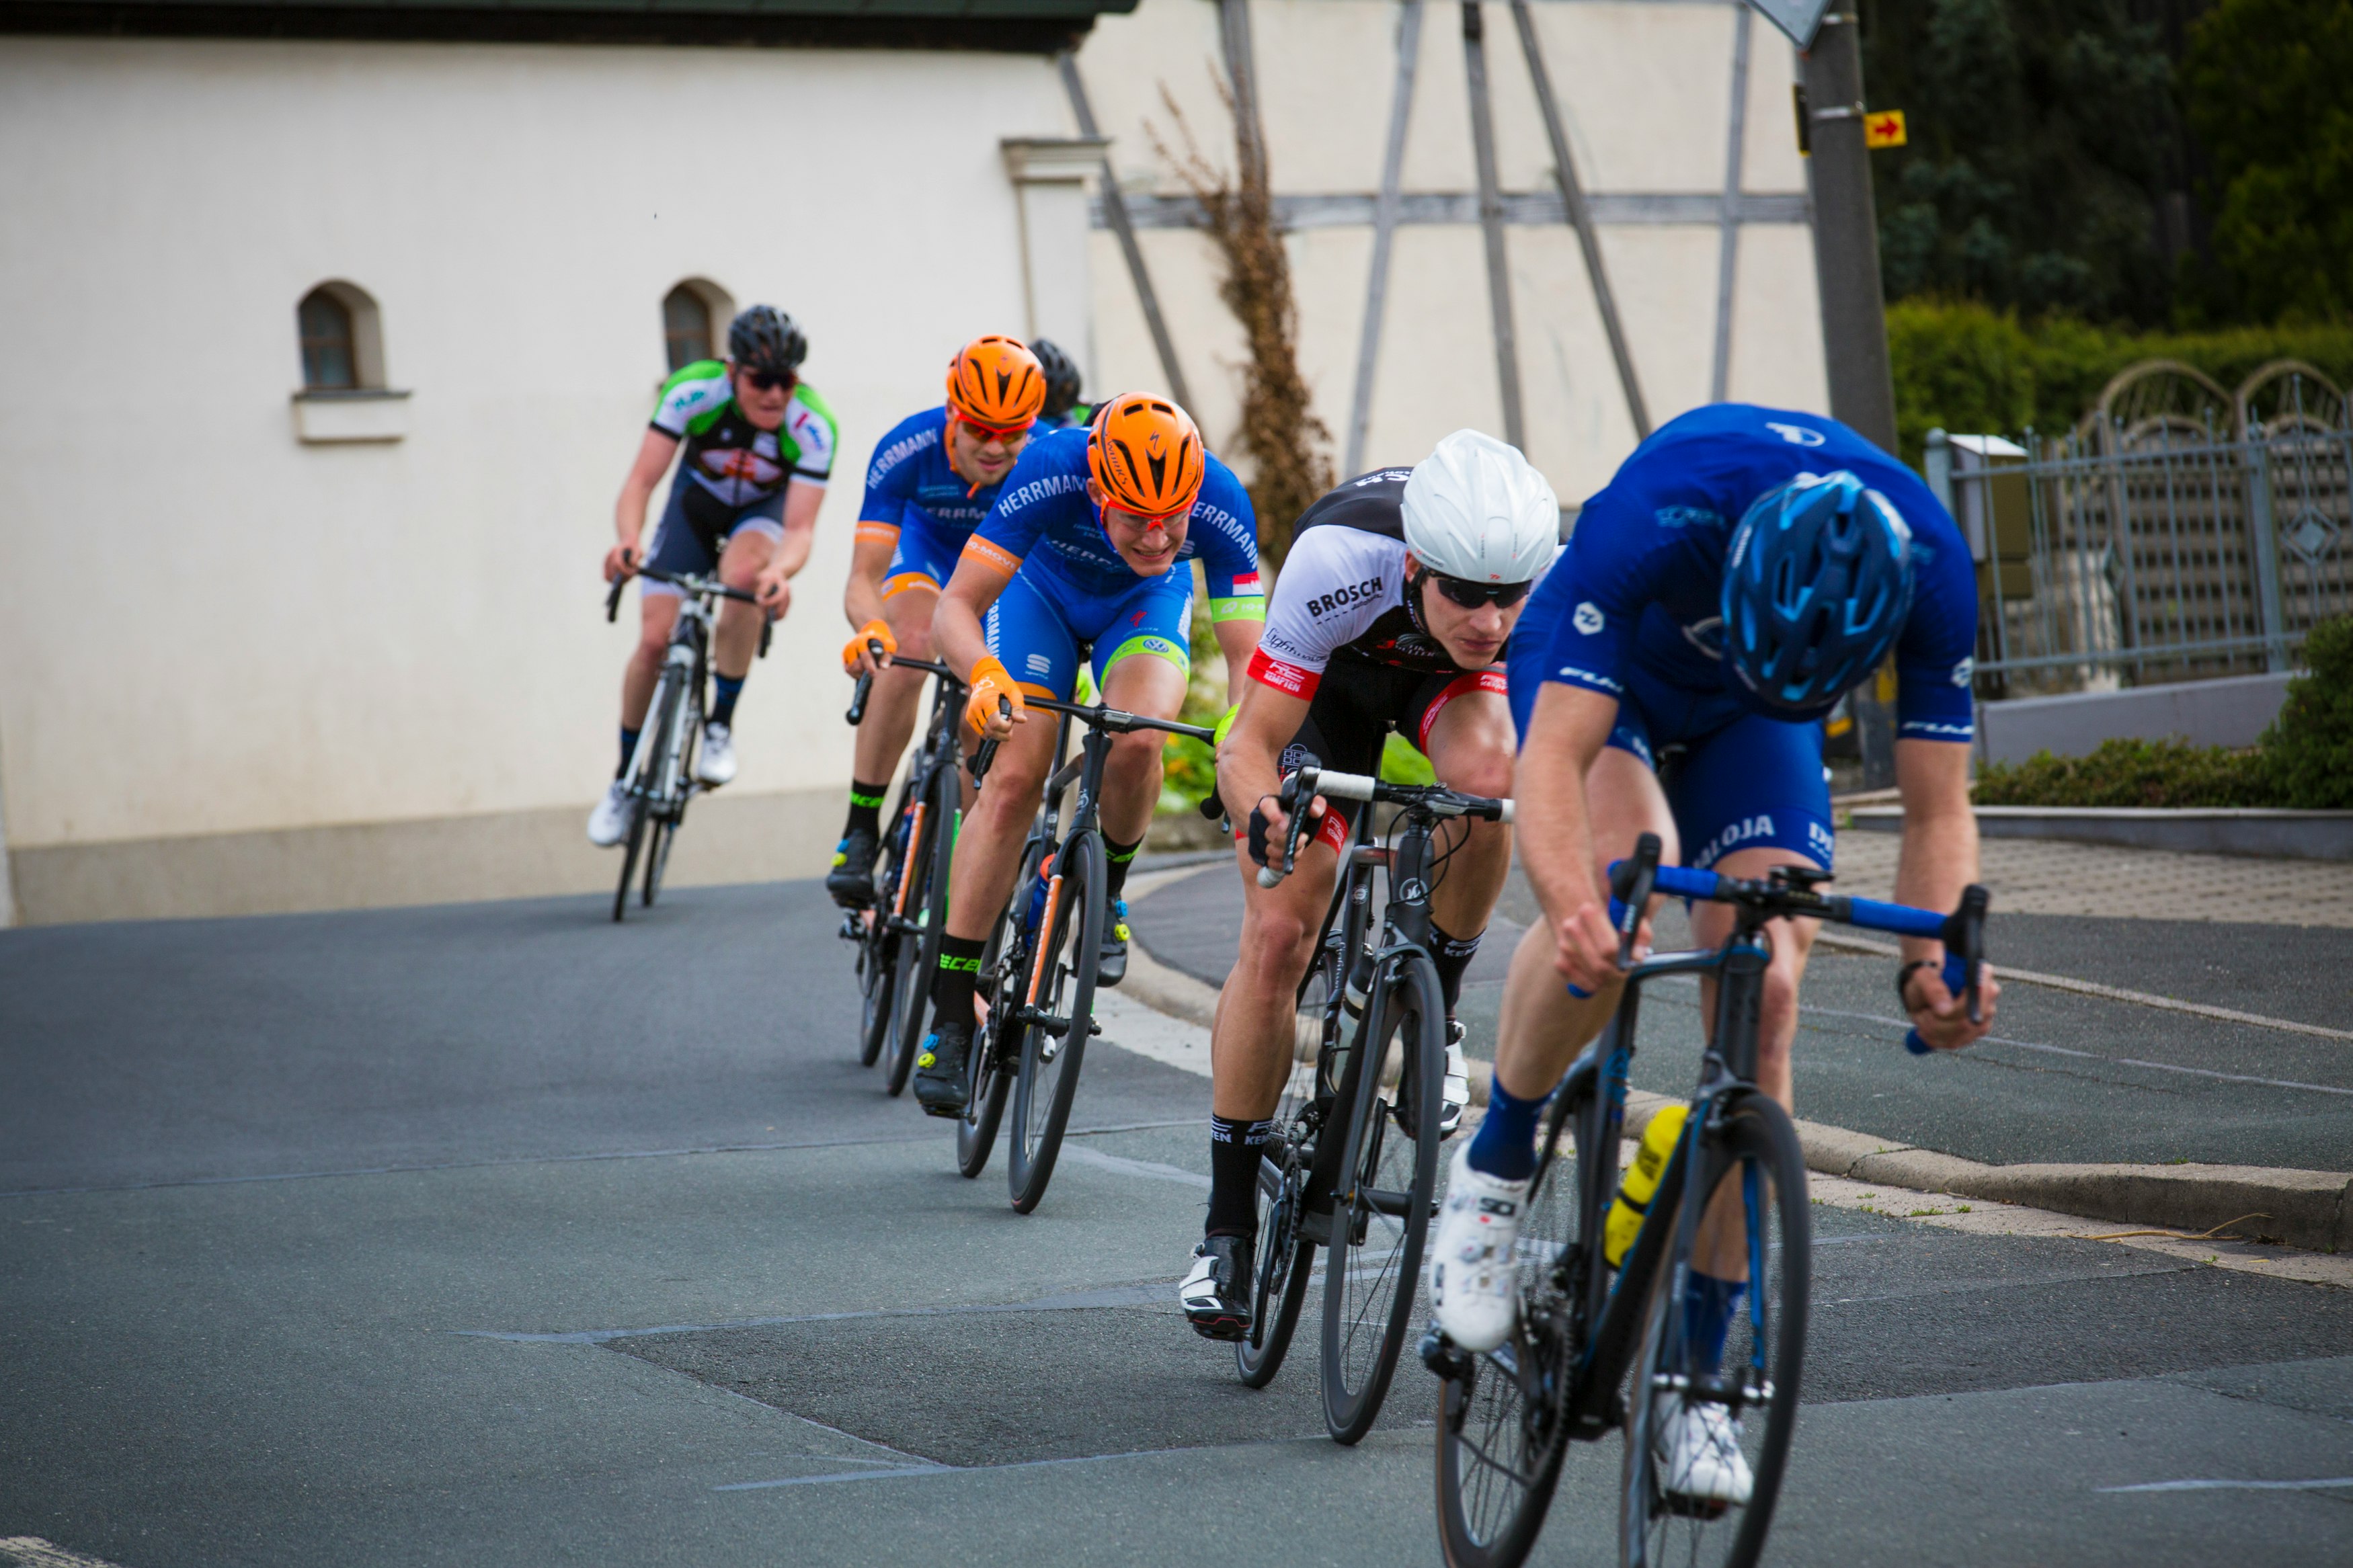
[
  {"xmin": 964, "ymin": 655, "xmax": 1025, "ymax": 738},
  {"xmin": 842, "ymin": 618, "xmax": 896, "ymax": 675}
]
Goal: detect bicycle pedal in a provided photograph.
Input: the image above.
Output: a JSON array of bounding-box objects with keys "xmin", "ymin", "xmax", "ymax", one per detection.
[
  {"xmin": 1088, "ymin": 1018, "xmax": 1103, "ymax": 1036},
  {"xmin": 1419, "ymin": 1325, "xmax": 1474, "ymax": 1381}
]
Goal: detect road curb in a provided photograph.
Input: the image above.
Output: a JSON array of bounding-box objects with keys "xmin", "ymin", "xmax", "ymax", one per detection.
[{"xmin": 1123, "ymin": 923, "xmax": 2350, "ymax": 1255}]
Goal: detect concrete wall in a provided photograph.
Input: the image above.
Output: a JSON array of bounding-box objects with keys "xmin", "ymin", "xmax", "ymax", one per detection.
[{"xmin": 1977, "ymin": 673, "xmax": 2295, "ymax": 767}]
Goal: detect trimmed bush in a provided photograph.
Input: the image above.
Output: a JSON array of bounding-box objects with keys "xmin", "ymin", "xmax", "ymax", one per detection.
[
  {"xmin": 1972, "ymin": 737, "xmax": 2273, "ymax": 808},
  {"xmin": 2258, "ymin": 615, "xmax": 2353, "ymax": 808}
]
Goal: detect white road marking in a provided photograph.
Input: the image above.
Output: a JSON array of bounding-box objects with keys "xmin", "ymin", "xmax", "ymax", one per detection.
[
  {"xmin": 0, "ymin": 1539, "xmax": 135, "ymax": 1568},
  {"xmin": 2096, "ymin": 1477, "xmax": 2353, "ymax": 1494},
  {"xmin": 1054, "ymin": 1144, "xmax": 1212, "ymax": 1188}
]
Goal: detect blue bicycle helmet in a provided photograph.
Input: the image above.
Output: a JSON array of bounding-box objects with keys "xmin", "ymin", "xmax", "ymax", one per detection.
[{"xmin": 1720, "ymin": 471, "xmax": 1915, "ymax": 717}]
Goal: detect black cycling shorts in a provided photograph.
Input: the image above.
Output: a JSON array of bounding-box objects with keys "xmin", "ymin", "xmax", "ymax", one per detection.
[{"xmin": 1265, "ymin": 660, "xmax": 1507, "ymax": 856}]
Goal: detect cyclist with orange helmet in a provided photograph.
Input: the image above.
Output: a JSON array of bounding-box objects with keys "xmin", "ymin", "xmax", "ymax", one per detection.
[
  {"xmin": 828, "ymin": 335, "xmax": 1047, "ymax": 906},
  {"xmin": 908, "ymin": 395, "xmax": 1265, "ymax": 1115}
]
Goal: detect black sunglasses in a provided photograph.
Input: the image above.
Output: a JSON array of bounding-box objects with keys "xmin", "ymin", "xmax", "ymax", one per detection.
[
  {"xmin": 1426, "ymin": 572, "xmax": 1533, "ymax": 609},
  {"xmin": 739, "ymin": 369, "xmax": 792, "ymax": 392}
]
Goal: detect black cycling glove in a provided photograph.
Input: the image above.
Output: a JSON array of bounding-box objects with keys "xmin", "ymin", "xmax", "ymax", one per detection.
[{"xmin": 1246, "ymin": 801, "xmax": 1275, "ymax": 868}]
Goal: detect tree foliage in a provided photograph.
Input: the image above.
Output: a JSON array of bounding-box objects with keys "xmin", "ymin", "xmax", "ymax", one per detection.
[{"xmin": 2180, "ymin": 0, "xmax": 2353, "ymax": 323}]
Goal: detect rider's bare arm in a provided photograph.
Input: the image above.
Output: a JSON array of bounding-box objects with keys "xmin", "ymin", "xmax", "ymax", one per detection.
[
  {"xmin": 1892, "ymin": 737, "xmax": 2000, "ymax": 1047},
  {"xmin": 754, "ymin": 483, "xmax": 824, "ymax": 612},
  {"xmin": 1215, "ymin": 679, "xmax": 1312, "ymax": 840},
  {"xmin": 933, "ymin": 548, "xmax": 1015, "ymax": 687},
  {"xmin": 1515, "ymin": 682, "xmax": 1645, "ymax": 993},
  {"xmin": 843, "ymin": 528, "xmax": 898, "ymax": 641},
  {"xmin": 607, "ymin": 428, "xmax": 680, "ymax": 580}
]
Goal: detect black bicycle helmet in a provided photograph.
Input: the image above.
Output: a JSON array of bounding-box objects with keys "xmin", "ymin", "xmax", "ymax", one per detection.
[
  {"xmin": 1720, "ymin": 470, "xmax": 1915, "ymax": 718},
  {"xmin": 1030, "ymin": 337, "xmax": 1083, "ymax": 420},
  {"xmin": 727, "ymin": 305, "xmax": 807, "ymax": 376}
]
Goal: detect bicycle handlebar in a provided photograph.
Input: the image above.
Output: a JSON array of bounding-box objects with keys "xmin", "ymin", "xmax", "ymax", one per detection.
[
  {"xmin": 604, "ymin": 565, "xmax": 771, "ymax": 656},
  {"xmin": 1256, "ymin": 767, "xmax": 1513, "ymax": 889},
  {"xmin": 1606, "ymin": 852, "xmax": 1989, "ymax": 1055},
  {"xmin": 971, "ymin": 696, "xmax": 1012, "ymax": 784}
]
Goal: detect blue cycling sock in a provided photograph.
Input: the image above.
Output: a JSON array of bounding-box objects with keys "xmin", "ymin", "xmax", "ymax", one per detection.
[
  {"xmin": 1466, "ymin": 1073, "xmax": 1546, "ymax": 1182},
  {"xmin": 710, "ymin": 673, "xmax": 746, "ymax": 729},
  {"xmin": 617, "ymin": 727, "xmax": 640, "ymax": 779},
  {"xmin": 1684, "ymin": 1271, "xmax": 1747, "ymax": 1376}
]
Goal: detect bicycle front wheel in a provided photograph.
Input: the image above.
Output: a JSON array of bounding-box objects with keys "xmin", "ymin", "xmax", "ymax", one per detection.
[
  {"xmin": 1235, "ymin": 934, "xmax": 1344, "ymax": 1389},
  {"xmin": 856, "ymin": 788, "xmax": 916, "ymax": 1067},
  {"xmin": 887, "ymin": 761, "xmax": 957, "ymax": 1098},
  {"xmin": 1322, "ymin": 949, "xmax": 1443, "ymax": 1444},
  {"xmin": 1619, "ymin": 1090, "xmax": 1809, "ymax": 1568},
  {"xmin": 1436, "ymin": 1069, "xmax": 1591, "ymax": 1568},
  {"xmin": 956, "ymin": 838, "xmax": 1039, "ymax": 1180},
  {"xmin": 1007, "ymin": 829, "xmax": 1103, "ymax": 1214}
]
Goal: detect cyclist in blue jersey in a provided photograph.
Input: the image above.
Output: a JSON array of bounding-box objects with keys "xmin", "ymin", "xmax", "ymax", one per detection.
[
  {"xmin": 1029, "ymin": 339, "xmax": 1092, "ymax": 430},
  {"xmin": 1427, "ymin": 403, "xmax": 2002, "ymax": 1505},
  {"xmin": 908, "ymin": 395, "xmax": 1267, "ymax": 1115},
  {"xmin": 590, "ymin": 306, "xmax": 836, "ymax": 846},
  {"xmin": 829, "ymin": 336, "xmax": 1046, "ymax": 905}
]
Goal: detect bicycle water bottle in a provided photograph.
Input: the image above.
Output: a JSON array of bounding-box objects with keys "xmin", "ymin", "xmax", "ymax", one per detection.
[
  {"xmin": 1024, "ymin": 873, "xmax": 1050, "ymax": 936},
  {"xmin": 1604, "ymin": 1104, "xmax": 1689, "ymax": 1268}
]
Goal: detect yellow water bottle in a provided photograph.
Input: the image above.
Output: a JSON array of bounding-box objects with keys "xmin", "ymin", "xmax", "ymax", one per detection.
[{"xmin": 1604, "ymin": 1103, "xmax": 1688, "ymax": 1267}]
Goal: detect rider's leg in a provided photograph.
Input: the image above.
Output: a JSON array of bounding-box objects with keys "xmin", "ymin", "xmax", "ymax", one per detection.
[
  {"xmin": 1093, "ymin": 642, "xmax": 1189, "ymax": 906},
  {"xmin": 848, "ymin": 583, "xmax": 941, "ymax": 790},
  {"xmin": 622, "ymin": 590, "xmax": 684, "ymax": 768},
  {"xmin": 1417, "ymin": 677, "xmax": 1516, "ymax": 1015},
  {"xmin": 709, "ymin": 522, "xmax": 781, "ymax": 726}
]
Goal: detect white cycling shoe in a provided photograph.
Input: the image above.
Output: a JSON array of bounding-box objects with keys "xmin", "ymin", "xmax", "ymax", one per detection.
[
  {"xmin": 696, "ymin": 723, "xmax": 737, "ymax": 786},
  {"xmin": 1440, "ymin": 1022, "xmax": 1472, "ymax": 1138},
  {"xmin": 587, "ymin": 780, "xmax": 633, "ymax": 848},
  {"xmin": 1654, "ymin": 1397, "xmax": 1754, "ymax": 1507},
  {"xmin": 1427, "ymin": 1143, "xmax": 1530, "ymax": 1353}
]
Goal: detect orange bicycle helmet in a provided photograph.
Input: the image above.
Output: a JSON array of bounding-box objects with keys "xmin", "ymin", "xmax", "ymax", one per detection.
[
  {"xmin": 945, "ymin": 335, "xmax": 1046, "ymax": 433},
  {"xmin": 1088, "ymin": 394, "xmax": 1205, "ymax": 519}
]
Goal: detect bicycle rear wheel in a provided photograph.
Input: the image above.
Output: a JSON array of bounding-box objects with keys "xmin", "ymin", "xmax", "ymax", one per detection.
[
  {"xmin": 1007, "ymin": 830, "xmax": 1103, "ymax": 1214},
  {"xmin": 1436, "ymin": 1073, "xmax": 1591, "ymax": 1568},
  {"xmin": 1619, "ymin": 1091, "xmax": 1809, "ymax": 1568},
  {"xmin": 887, "ymin": 761, "xmax": 957, "ymax": 1098},
  {"xmin": 1321, "ymin": 949, "xmax": 1443, "ymax": 1444}
]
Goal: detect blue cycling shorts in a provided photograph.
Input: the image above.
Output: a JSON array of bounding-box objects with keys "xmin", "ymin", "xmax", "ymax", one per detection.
[
  {"xmin": 881, "ymin": 511, "xmax": 965, "ymax": 601},
  {"xmin": 985, "ymin": 558, "xmax": 1193, "ymax": 701},
  {"xmin": 1507, "ymin": 642, "xmax": 1833, "ymax": 874},
  {"xmin": 641, "ymin": 474, "xmax": 784, "ymax": 598}
]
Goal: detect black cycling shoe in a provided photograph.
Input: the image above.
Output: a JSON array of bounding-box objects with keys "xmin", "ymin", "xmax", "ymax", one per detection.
[
  {"xmin": 826, "ymin": 825, "xmax": 879, "ymax": 907},
  {"xmin": 1179, "ymin": 1233, "xmax": 1255, "ymax": 1342},
  {"xmin": 911, "ymin": 1022, "xmax": 973, "ymax": 1118},
  {"xmin": 1097, "ymin": 898, "xmax": 1130, "ymax": 987}
]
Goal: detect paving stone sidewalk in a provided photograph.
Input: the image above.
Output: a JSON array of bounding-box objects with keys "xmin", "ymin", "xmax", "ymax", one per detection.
[{"xmin": 1831, "ymin": 831, "xmax": 2353, "ymax": 927}]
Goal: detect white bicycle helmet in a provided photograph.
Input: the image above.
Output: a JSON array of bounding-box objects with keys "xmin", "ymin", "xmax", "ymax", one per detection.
[{"xmin": 1400, "ymin": 429, "xmax": 1560, "ymax": 583}]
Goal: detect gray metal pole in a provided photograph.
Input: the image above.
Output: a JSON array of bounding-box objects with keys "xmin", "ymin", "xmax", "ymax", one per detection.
[
  {"xmin": 1219, "ymin": 0, "xmax": 1268, "ymax": 193},
  {"xmin": 1345, "ymin": 0, "xmax": 1425, "ymax": 477},
  {"xmin": 1799, "ymin": 13, "xmax": 1897, "ymax": 455},
  {"xmin": 1058, "ymin": 52, "xmax": 1194, "ymax": 412},
  {"xmin": 2246, "ymin": 442, "xmax": 2290, "ymax": 672},
  {"xmin": 1510, "ymin": 0, "xmax": 1647, "ymax": 439},
  {"xmin": 1462, "ymin": 1, "xmax": 1525, "ymax": 450},
  {"xmin": 1709, "ymin": 2, "xmax": 1754, "ymax": 404}
]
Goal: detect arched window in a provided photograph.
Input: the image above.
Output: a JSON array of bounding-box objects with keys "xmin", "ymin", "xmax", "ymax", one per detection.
[
  {"xmin": 662, "ymin": 278, "xmax": 735, "ymax": 372},
  {"xmin": 298, "ymin": 288, "xmax": 356, "ymax": 390}
]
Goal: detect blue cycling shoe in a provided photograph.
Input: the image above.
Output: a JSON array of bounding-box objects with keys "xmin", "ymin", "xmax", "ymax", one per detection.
[{"xmin": 1098, "ymin": 898, "xmax": 1130, "ymax": 987}]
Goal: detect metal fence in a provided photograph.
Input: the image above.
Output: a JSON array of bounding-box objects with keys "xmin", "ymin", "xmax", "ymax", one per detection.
[{"xmin": 1927, "ymin": 370, "xmax": 2352, "ymax": 699}]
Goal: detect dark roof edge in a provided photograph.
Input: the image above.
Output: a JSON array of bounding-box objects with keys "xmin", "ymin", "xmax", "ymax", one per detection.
[{"xmin": 0, "ymin": 3, "xmax": 1117, "ymax": 54}]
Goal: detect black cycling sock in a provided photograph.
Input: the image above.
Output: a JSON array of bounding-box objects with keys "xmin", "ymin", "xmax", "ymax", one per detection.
[
  {"xmin": 843, "ymin": 780, "xmax": 890, "ymax": 840},
  {"xmin": 1103, "ymin": 833, "xmax": 1144, "ymax": 904},
  {"xmin": 617, "ymin": 727, "xmax": 640, "ymax": 780},
  {"xmin": 709, "ymin": 672, "xmax": 746, "ymax": 729},
  {"xmin": 1205, "ymin": 1114, "xmax": 1273, "ymax": 1238},
  {"xmin": 1429, "ymin": 921, "xmax": 1484, "ymax": 1015},
  {"xmin": 928, "ymin": 934, "xmax": 987, "ymax": 1036}
]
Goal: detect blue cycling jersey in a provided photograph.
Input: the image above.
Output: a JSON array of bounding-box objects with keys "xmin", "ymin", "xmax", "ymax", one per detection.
[
  {"xmin": 856, "ymin": 406, "xmax": 1010, "ymax": 547},
  {"xmin": 967, "ymin": 427, "xmax": 1264, "ymax": 619},
  {"xmin": 1523, "ymin": 403, "xmax": 1979, "ymax": 744}
]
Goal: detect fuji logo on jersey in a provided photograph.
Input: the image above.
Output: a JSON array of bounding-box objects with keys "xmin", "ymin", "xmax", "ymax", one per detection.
[
  {"xmin": 1766, "ymin": 422, "xmax": 1827, "ymax": 448},
  {"xmin": 1572, "ymin": 601, "xmax": 1605, "ymax": 635}
]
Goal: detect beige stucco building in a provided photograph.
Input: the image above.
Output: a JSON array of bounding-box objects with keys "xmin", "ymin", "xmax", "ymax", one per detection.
[{"xmin": 0, "ymin": 0, "xmax": 1825, "ymax": 924}]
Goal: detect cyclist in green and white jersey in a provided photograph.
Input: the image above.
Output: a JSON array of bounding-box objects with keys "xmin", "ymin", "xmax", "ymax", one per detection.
[{"xmin": 590, "ymin": 306, "xmax": 838, "ymax": 846}]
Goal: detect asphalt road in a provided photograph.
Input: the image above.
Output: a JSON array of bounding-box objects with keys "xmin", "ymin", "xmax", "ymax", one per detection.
[
  {"xmin": 1133, "ymin": 861, "xmax": 2353, "ymax": 1171},
  {"xmin": 5, "ymin": 878, "xmax": 2350, "ymax": 1567}
]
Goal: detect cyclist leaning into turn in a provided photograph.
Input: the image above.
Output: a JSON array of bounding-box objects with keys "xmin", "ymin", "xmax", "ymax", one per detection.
[
  {"xmin": 909, "ymin": 396, "xmax": 1265, "ymax": 1116},
  {"xmin": 1427, "ymin": 403, "xmax": 2001, "ymax": 1505},
  {"xmin": 828, "ymin": 335, "xmax": 1046, "ymax": 905},
  {"xmin": 1179, "ymin": 431, "xmax": 1562, "ymax": 1340},
  {"xmin": 591, "ymin": 306, "xmax": 836, "ymax": 846}
]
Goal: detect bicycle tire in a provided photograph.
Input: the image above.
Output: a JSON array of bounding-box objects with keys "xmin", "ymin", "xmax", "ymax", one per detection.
[
  {"xmin": 612, "ymin": 796, "xmax": 649, "ymax": 923},
  {"xmin": 1007, "ymin": 829, "xmax": 1104, "ymax": 1214},
  {"xmin": 856, "ymin": 783, "xmax": 920, "ymax": 1069},
  {"xmin": 1235, "ymin": 921, "xmax": 1347, "ymax": 1388},
  {"xmin": 955, "ymin": 839, "xmax": 1035, "ymax": 1180},
  {"xmin": 887, "ymin": 761, "xmax": 958, "ymax": 1098},
  {"xmin": 1618, "ymin": 1091, "xmax": 1809, "ymax": 1568},
  {"xmin": 1435, "ymin": 1072, "xmax": 1592, "ymax": 1568},
  {"xmin": 1322, "ymin": 948, "xmax": 1444, "ymax": 1444},
  {"xmin": 642, "ymin": 813, "xmax": 674, "ymax": 907},
  {"xmin": 612, "ymin": 670, "xmax": 678, "ymax": 923}
]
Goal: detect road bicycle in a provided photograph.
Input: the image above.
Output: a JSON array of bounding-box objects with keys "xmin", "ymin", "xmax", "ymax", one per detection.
[
  {"xmin": 837, "ymin": 644, "xmax": 966, "ymax": 1097},
  {"xmin": 1428, "ymin": 833, "xmax": 1988, "ymax": 1568},
  {"xmin": 601, "ymin": 565, "xmax": 768, "ymax": 923},
  {"xmin": 955, "ymin": 692, "xmax": 1216, "ymax": 1212},
  {"xmin": 1242, "ymin": 764, "xmax": 1511, "ymax": 1444}
]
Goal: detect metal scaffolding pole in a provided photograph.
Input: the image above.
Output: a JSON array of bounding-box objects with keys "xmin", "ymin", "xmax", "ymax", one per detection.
[
  {"xmin": 1345, "ymin": 0, "xmax": 1425, "ymax": 477},
  {"xmin": 1058, "ymin": 52, "xmax": 1193, "ymax": 411},
  {"xmin": 1462, "ymin": 1, "xmax": 1525, "ymax": 450}
]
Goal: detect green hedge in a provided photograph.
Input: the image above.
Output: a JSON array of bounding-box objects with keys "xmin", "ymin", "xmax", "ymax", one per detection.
[
  {"xmin": 1975, "ymin": 616, "xmax": 2353, "ymax": 809},
  {"xmin": 1888, "ymin": 300, "xmax": 2353, "ymax": 466}
]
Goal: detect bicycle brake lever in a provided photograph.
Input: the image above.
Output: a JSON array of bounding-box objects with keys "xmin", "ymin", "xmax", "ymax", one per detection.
[
  {"xmin": 844, "ymin": 641, "xmax": 886, "ymax": 725},
  {"xmin": 1257, "ymin": 768, "xmax": 1316, "ymax": 889},
  {"xmin": 1609, "ymin": 832, "xmax": 1663, "ymax": 967},
  {"xmin": 971, "ymin": 695, "xmax": 1012, "ymax": 785},
  {"xmin": 604, "ymin": 575, "xmax": 626, "ymax": 623},
  {"xmin": 758, "ymin": 616, "xmax": 772, "ymax": 660},
  {"xmin": 1903, "ymin": 883, "xmax": 1990, "ymax": 1055}
]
